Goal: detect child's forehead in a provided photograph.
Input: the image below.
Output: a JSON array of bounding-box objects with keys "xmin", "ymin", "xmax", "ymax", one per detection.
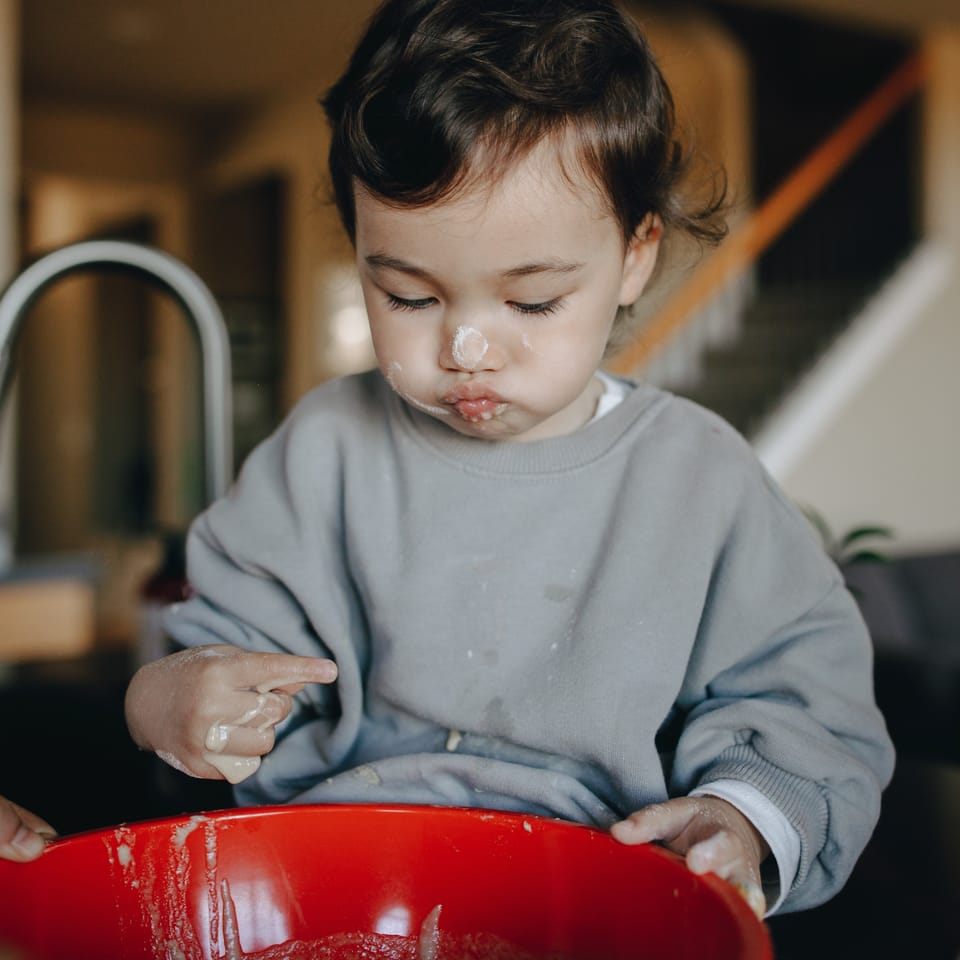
[
  {"xmin": 353, "ymin": 154, "xmax": 627, "ymax": 275},
  {"xmin": 358, "ymin": 131, "xmax": 614, "ymax": 226},
  {"xmin": 474, "ymin": 136, "xmax": 601, "ymax": 200}
]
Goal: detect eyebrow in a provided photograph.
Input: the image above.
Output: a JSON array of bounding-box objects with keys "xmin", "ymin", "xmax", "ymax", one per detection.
[
  {"xmin": 501, "ymin": 258, "xmax": 585, "ymax": 279},
  {"xmin": 364, "ymin": 253, "xmax": 430, "ymax": 278},
  {"xmin": 364, "ymin": 252, "xmax": 585, "ymax": 280}
]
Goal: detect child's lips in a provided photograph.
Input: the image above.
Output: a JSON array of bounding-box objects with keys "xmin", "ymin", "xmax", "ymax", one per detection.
[
  {"xmin": 452, "ymin": 397, "xmax": 508, "ymax": 421},
  {"xmin": 443, "ymin": 388, "xmax": 508, "ymax": 422}
]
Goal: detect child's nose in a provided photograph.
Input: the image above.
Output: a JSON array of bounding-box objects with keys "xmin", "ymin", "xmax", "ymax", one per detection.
[{"xmin": 440, "ymin": 324, "xmax": 501, "ymax": 372}]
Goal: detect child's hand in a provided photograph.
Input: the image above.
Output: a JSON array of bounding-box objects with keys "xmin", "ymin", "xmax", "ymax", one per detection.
[
  {"xmin": 610, "ymin": 796, "xmax": 770, "ymax": 919},
  {"xmin": 125, "ymin": 644, "xmax": 338, "ymax": 784},
  {"xmin": 0, "ymin": 795, "xmax": 57, "ymax": 862}
]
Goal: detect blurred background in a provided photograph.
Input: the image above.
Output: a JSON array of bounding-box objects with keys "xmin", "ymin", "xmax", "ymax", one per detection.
[{"xmin": 0, "ymin": 0, "xmax": 958, "ymax": 956}]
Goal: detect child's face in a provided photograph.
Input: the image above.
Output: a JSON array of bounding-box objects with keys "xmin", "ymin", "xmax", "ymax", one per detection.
[{"xmin": 354, "ymin": 137, "xmax": 659, "ymax": 442}]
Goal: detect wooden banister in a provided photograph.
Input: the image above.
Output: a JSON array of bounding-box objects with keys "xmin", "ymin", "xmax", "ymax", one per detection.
[{"xmin": 608, "ymin": 51, "xmax": 928, "ymax": 376}]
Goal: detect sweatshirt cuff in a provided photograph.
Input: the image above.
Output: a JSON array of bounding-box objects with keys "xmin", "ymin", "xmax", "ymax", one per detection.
[{"xmin": 690, "ymin": 778, "xmax": 800, "ymax": 916}]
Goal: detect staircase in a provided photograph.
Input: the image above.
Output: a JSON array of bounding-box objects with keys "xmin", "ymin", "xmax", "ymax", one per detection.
[
  {"xmin": 612, "ymin": 8, "xmax": 924, "ymax": 443},
  {"xmin": 678, "ymin": 279, "xmax": 877, "ymax": 438}
]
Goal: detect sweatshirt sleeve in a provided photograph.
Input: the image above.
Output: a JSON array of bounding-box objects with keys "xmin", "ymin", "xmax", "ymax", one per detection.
[
  {"xmin": 667, "ymin": 461, "xmax": 895, "ymax": 914},
  {"xmin": 161, "ymin": 385, "xmax": 370, "ymax": 802}
]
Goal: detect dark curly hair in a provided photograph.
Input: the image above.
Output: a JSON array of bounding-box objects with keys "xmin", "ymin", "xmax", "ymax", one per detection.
[{"xmin": 322, "ymin": 0, "xmax": 725, "ymax": 258}]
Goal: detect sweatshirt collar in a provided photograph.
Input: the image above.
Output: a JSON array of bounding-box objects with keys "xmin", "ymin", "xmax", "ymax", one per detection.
[{"xmin": 379, "ymin": 370, "xmax": 667, "ymax": 475}]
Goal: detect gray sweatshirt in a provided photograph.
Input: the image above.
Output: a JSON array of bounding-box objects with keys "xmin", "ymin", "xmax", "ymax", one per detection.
[{"xmin": 165, "ymin": 369, "xmax": 894, "ymax": 913}]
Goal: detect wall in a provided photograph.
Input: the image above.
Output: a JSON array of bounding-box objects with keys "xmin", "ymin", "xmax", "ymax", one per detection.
[
  {"xmin": 925, "ymin": 30, "xmax": 960, "ymax": 245},
  {"xmin": 22, "ymin": 100, "xmax": 195, "ymax": 182},
  {"xmin": 0, "ymin": 0, "xmax": 18, "ymax": 568},
  {"xmin": 636, "ymin": 8, "xmax": 753, "ymax": 217},
  {"xmin": 777, "ymin": 30, "xmax": 960, "ymax": 553},
  {"xmin": 0, "ymin": 0, "xmax": 16, "ymax": 278},
  {"xmin": 200, "ymin": 94, "xmax": 356, "ymax": 408}
]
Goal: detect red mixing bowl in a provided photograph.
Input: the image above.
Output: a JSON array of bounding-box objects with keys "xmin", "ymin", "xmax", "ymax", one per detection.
[{"xmin": 0, "ymin": 804, "xmax": 772, "ymax": 959}]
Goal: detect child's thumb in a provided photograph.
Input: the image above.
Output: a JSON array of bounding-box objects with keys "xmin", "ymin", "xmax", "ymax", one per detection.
[{"xmin": 1, "ymin": 824, "xmax": 47, "ymax": 862}]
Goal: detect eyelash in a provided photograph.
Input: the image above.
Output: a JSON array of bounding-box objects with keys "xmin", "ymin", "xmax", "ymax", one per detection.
[
  {"xmin": 386, "ymin": 294, "xmax": 435, "ymax": 312},
  {"xmin": 510, "ymin": 298, "xmax": 563, "ymax": 316},
  {"xmin": 385, "ymin": 294, "xmax": 564, "ymax": 317}
]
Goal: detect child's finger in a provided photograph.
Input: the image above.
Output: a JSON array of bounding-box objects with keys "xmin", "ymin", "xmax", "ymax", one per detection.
[
  {"xmin": 686, "ymin": 828, "xmax": 740, "ymax": 875},
  {"xmin": 255, "ymin": 675, "xmax": 323, "ymax": 695},
  {"xmin": 0, "ymin": 800, "xmax": 56, "ymax": 862},
  {"xmin": 205, "ymin": 753, "xmax": 262, "ymax": 784},
  {"xmin": 10, "ymin": 802, "xmax": 56, "ymax": 841},
  {"xmin": 210, "ymin": 690, "xmax": 291, "ymax": 733},
  {"xmin": 0, "ymin": 825, "xmax": 45, "ymax": 862},
  {"xmin": 686, "ymin": 832, "xmax": 766, "ymax": 920},
  {"xmin": 610, "ymin": 799, "xmax": 696, "ymax": 845},
  {"xmin": 731, "ymin": 880, "xmax": 767, "ymax": 920},
  {"xmin": 228, "ymin": 651, "xmax": 338, "ymax": 693},
  {"xmin": 201, "ymin": 690, "xmax": 288, "ymax": 771},
  {"xmin": 204, "ymin": 719, "xmax": 276, "ymax": 758},
  {"xmin": 191, "ymin": 721, "xmax": 275, "ymax": 783}
]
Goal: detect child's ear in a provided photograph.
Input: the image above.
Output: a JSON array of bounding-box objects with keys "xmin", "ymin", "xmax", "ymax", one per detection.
[{"xmin": 618, "ymin": 213, "xmax": 662, "ymax": 306}]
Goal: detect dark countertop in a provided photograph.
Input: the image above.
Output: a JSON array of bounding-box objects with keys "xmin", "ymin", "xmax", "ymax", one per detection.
[
  {"xmin": 768, "ymin": 758, "xmax": 960, "ymax": 959},
  {"xmin": 0, "ymin": 649, "xmax": 233, "ymax": 833}
]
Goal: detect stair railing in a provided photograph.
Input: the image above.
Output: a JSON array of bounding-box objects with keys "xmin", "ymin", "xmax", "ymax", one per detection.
[{"xmin": 607, "ymin": 51, "xmax": 928, "ymax": 380}]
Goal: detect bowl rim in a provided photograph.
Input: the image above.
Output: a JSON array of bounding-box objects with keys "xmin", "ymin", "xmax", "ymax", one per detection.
[{"xmin": 20, "ymin": 803, "xmax": 774, "ymax": 960}]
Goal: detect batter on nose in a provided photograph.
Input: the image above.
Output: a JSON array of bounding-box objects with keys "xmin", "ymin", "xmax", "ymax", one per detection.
[{"xmin": 452, "ymin": 326, "xmax": 488, "ymax": 370}]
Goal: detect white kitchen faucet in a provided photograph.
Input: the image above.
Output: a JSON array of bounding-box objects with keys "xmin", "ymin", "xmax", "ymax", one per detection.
[{"xmin": 0, "ymin": 240, "xmax": 233, "ymax": 567}]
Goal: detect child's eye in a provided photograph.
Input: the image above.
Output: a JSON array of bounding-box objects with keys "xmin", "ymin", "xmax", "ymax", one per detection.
[
  {"xmin": 387, "ymin": 294, "xmax": 437, "ymax": 312},
  {"xmin": 509, "ymin": 298, "xmax": 563, "ymax": 316}
]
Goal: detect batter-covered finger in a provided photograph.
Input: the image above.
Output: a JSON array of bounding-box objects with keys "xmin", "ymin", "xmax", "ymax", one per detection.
[
  {"xmin": 205, "ymin": 753, "xmax": 262, "ymax": 784},
  {"xmin": 204, "ymin": 719, "xmax": 276, "ymax": 757}
]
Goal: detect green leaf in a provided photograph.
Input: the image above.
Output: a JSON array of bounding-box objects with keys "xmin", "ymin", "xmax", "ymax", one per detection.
[{"xmin": 838, "ymin": 526, "xmax": 895, "ymax": 550}]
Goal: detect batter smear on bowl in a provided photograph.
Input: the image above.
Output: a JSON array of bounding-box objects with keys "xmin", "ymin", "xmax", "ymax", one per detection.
[{"xmin": 206, "ymin": 888, "xmax": 569, "ymax": 960}]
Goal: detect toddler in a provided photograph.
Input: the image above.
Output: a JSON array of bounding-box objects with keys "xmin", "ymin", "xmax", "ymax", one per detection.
[{"xmin": 126, "ymin": 0, "xmax": 894, "ymax": 918}]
